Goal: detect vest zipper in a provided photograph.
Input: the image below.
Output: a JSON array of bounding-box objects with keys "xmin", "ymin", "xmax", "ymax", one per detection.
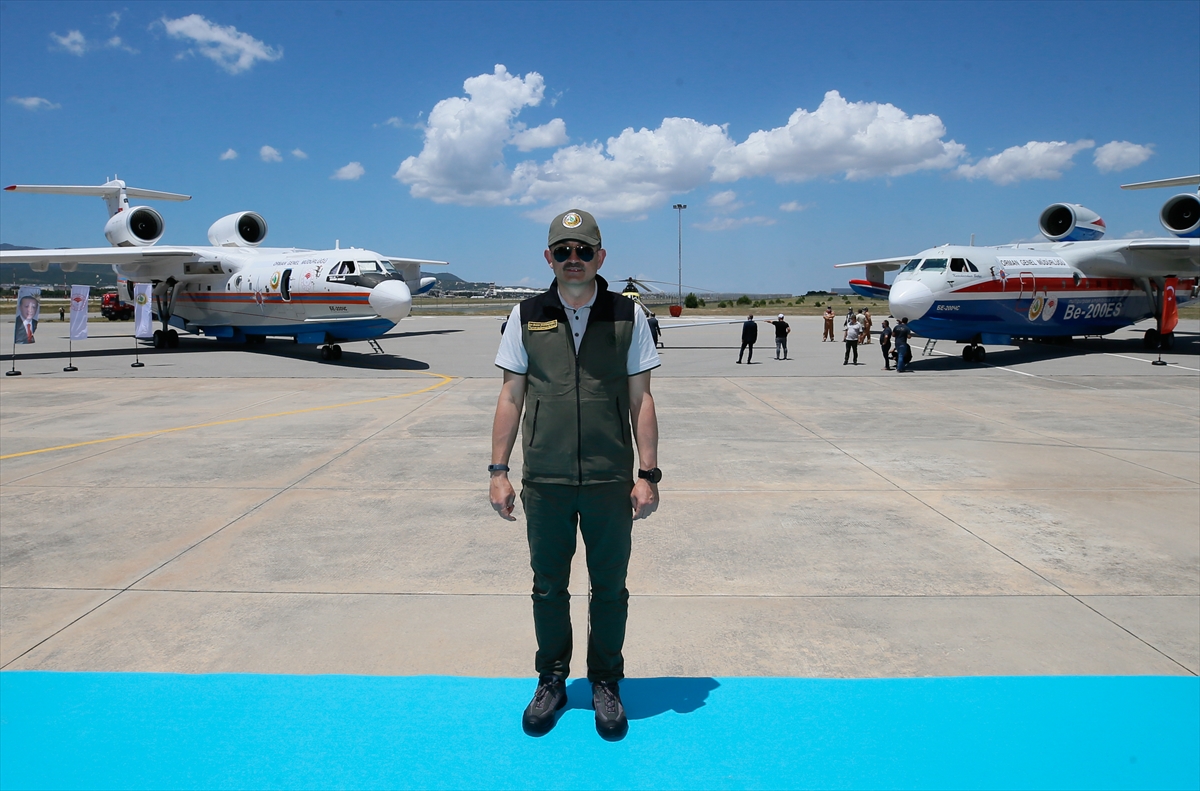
[{"xmin": 573, "ymin": 325, "xmax": 583, "ymax": 485}]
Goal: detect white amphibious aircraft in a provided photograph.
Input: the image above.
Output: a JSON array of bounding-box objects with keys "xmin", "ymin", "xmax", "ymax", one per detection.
[
  {"xmin": 0, "ymin": 180, "xmax": 445, "ymax": 360},
  {"xmin": 835, "ymin": 177, "xmax": 1200, "ymax": 362}
]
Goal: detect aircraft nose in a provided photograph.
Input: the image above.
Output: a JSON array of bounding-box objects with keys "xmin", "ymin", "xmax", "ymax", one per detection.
[
  {"xmin": 369, "ymin": 279, "xmax": 412, "ymax": 321},
  {"xmin": 889, "ymin": 279, "xmax": 934, "ymax": 322}
]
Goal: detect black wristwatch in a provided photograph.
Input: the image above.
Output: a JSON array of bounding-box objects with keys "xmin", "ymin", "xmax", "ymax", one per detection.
[
  {"xmin": 638, "ymin": 467, "xmax": 662, "ymax": 484},
  {"xmin": 487, "ymin": 463, "xmax": 510, "ymax": 474}
]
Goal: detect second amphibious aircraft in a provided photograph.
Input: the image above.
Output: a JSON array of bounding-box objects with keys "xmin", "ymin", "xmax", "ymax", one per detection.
[{"xmin": 835, "ymin": 177, "xmax": 1199, "ymax": 362}]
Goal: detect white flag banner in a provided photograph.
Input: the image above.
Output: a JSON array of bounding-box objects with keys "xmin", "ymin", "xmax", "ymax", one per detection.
[
  {"xmin": 133, "ymin": 283, "xmax": 154, "ymax": 338},
  {"xmin": 14, "ymin": 286, "xmax": 41, "ymax": 345},
  {"xmin": 69, "ymin": 285, "xmax": 90, "ymax": 341}
]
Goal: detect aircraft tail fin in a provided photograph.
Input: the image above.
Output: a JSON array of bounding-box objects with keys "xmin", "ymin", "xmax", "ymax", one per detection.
[{"xmin": 4, "ymin": 179, "xmax": 190, "ymax": 217}]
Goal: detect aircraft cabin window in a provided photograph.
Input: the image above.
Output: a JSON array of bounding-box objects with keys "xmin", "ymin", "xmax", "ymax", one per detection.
[
  {"xmin": 920, "ymin": 258, "xmax": 947, "ymax": 272},
  {"xmin": 965, "ymin": 259, "xmax": 979, "ymax": 272},
  {"xmin": 950, "ymin": 258, "xmax": 967, "ymax": 272},
  {"xmin": 899, "ymin": 259, "xmax": 921, "ymax": 273}
]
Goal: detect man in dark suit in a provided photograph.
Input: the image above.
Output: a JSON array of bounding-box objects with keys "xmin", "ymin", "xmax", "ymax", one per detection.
[{"xmin": 737, "ymin": 314, "xmax": 757, "ymax": 363}]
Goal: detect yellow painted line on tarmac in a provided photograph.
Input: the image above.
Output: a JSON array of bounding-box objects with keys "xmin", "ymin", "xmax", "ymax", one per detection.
[{"xmin": 0, "ymin": 372, "xmax": 456, "ymax": 461}]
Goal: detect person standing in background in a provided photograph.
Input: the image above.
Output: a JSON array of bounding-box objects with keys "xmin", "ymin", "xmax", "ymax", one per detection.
[
  {"xmin": 822, "ymin": 306, "xmax": 835, "ymax": 341},
  {"xmin": 737, "ymin": 314, "xmax": 757, "ymax": 363},
  {"xmin": 843, "ymin": 314, "xmax": 861, "ymax": 365},
  {"xmin": 861, "ymin": 308, "xmax": 872, "ymax": 344},
  {"xmin": 892, "ymin": 317, "xmax": 913, "ymax": 372},
  {"xmin": 879, "ymin": 319, "xmax": 892, "ymax": 370},
  {"xmin": 763, "ymin": 314, "xmax": 791, "ymax": 360}
]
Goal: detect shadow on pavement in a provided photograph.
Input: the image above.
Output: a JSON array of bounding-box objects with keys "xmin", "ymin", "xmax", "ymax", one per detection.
[{"xmin": 563, "ymin": 677, "xmax": 720, "ymax": 720}]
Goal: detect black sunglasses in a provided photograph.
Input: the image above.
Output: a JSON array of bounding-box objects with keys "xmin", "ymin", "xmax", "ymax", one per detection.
[{"xmin": 551, "ymin": 244, "xmax": 596, "ymax": 263}]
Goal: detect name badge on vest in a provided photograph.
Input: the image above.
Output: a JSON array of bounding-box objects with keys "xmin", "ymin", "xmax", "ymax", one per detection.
[{"xmin": 528, "ymin": 320, "xmax": 558, "ymax": 331}]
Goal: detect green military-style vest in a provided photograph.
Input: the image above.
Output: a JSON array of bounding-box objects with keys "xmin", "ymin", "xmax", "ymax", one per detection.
[{"xmin": 518, "ymin": 276, "xmax": 637, "ymax": 485}]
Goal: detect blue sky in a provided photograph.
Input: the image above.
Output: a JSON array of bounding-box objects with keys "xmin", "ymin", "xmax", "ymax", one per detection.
[{"xmin": 1, "ymin": 1, "xmax": 1196, "ymax": 293}]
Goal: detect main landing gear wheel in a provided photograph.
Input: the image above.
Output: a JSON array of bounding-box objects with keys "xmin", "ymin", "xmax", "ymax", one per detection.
[
  {"xmin": 1160, "ymin": 332, "xmax": 1174, "ymax": 351},
  {"xmin": 320, "ymin": 344, "xmax": 343, "ymax": 361},
  {"xmin": 1143, "ymin": 329, "xmax": 1160, "ymax": 349},
  {"xmin": 974, "ymin": 346, "xmax": 986, "ymax": 362},
  {"xmin": 152, "ymin": 329, "xmax": 166, "ymax": 349},
  {"xmin": 166, "ymin": 329, "xmax": 179, "ymax": 348},
  {"xmin": 962, "ymin": 345, "xmax": 986, "ymax": 363}
]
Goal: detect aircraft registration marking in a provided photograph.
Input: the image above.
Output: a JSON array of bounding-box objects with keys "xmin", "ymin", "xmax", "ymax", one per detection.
[{"xmin": 1062, "ymin": 300, "xmax": 1123, "ymax": 320}]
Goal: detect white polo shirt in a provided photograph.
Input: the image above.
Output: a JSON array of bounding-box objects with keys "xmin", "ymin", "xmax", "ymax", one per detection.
[{"xmin": 495, "ymin": 287, "xmax": 661, "ymax": 375}]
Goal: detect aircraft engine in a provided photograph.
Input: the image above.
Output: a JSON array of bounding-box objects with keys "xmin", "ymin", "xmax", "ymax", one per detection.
[
  {"xmin": 1160, "ymin": 194, "xmax": 1200, "ymax": 238},
  {"xmin": 104, "ymin": 206, "xmax": 164, "ymax": 247},
  {"xmin": 207, "ymin": 211, "xmax": 268, "ymax": 247},
  {"xmin": 1038, "ymin": 203, "xmax": 1106, "ymax": 242}
]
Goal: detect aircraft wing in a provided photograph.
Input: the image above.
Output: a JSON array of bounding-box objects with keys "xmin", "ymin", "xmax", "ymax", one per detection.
[
  {"xmin": 832, "ymin": 256, "xmax": 912, "ymax": 270},
  {"xmin": 383, "ymin": 256, "xmax": 449, "ymax": 267},
  {"xmin": 0, "ymin": 246, "xmax": 202, "ymax": 266}
]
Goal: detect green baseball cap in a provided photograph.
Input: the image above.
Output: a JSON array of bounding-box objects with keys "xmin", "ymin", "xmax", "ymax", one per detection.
[{"xmin": 548, "ymin": 208, "xmax": 602, "ymax": 248}]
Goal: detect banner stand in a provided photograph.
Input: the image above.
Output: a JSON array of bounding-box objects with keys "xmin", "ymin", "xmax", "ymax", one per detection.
[
  {"xmin": 6, "ymin": 347, "xmax": 20, "ymax": 376},
  {"xmin": 64, "ymin": 338, "xmax": 78, "ymax": 372},
  {"xmin": 131, "ymin": 335, "xmax": 144, "ymax": 368}
]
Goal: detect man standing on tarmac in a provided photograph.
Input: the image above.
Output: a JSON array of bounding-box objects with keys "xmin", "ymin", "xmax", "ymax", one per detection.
[
  {"xmin": 490, "ymin": 208, "xmax": 662, "ymax": 742},
  {"xmin": 764, "ymin": 313, "xmax": 791, "ymax": 360},
  {"xmin": 737, "ymin": 313, "xmax": 757, "ymax": 363},
  {"xmin": 892, "ymin": 316, "xmax": 913, "ymax": 372},
  {"xmin": 822, "ymin": 306, "xmax": 835, "ymax": 341}
]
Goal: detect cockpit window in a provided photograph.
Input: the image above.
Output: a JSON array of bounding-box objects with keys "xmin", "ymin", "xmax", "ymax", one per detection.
[
  {"xmin": 950, "ymin": 258, "xmax": 967, "ymax": 272},
  {"xmin": 899, "ymin": 259, "xmax": 921, "ymax": 273},
  {"xmin": 380, "ymin": 260, "xmax": 398, "ymax": 274},
  {"xmin": 335, "ymin": 261, "xmax": 356, "ymax": 275},
  {"xmin": 965, "ymin": 259, "xmax": 979, "ymax": 272},
  {"xmin": 358, "ymin": 261, "xmax": 381, "ymax": 273},
  {"xmin": 920, "ymin": 258, "xmax": 947, "ymax": 272}
]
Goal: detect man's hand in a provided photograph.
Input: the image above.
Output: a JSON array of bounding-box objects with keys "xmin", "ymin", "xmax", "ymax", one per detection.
[
  {"xmin": 490, "ymin": 473, "xmax": 517, "ymax": 521},
  {"xmin": 631, "ymin": 479, "xmax": 659, "ymax": 520}
]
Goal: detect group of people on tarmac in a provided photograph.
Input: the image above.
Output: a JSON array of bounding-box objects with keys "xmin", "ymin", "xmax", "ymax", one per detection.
[{"xmin": 821, "ymin": 304, "xmax": 912, "ymax": 371}]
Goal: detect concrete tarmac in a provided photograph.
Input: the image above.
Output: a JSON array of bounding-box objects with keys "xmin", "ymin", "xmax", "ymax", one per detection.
[{"xmin": 1, "ymin": 315, "xmax": 1197, "ymax": 678}]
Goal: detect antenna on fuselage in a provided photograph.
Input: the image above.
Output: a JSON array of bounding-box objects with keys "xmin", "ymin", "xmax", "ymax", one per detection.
[{"xmin": 970, "ymin": 233, "xmax": 975, "ymax": 246}]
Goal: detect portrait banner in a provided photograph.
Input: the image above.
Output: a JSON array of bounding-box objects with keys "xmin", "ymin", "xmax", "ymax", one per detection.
[
  {"xmin": 69, "ymin": 285, "xmax": 90, "ymax": 341},
  {"xmin": 133, "ymin": 283, "xmax": 154, "ymax": 338},
  {"xmin": 14, "ymin": 286, "xmax": 41, "ymax": 345}
]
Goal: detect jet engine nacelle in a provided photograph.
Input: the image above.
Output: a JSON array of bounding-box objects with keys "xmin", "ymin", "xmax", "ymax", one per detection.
[
  {"xmin": 1039, "ymin": 203, "xmax": 1106, "ymax": 242},
  {"xmin": 104, "ymin": 206, "xmax": 164, "ymax": 247},
  {"xmin": 207, "ymin": 211, "xmax": 268, "ymax": 247},
  {"xmin": 1160, "ymin": 194, "xmax": 1200, "ymax": 238}
]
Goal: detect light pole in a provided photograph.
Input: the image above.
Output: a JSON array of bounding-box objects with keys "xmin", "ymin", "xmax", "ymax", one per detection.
[{"xmin": 673, "ymin": 203, "xmax": 687, "ymax": 307}]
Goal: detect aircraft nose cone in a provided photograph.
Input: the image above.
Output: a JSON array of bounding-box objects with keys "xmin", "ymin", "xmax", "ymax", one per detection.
[
  {"xmin": 889, "ymin": 279, "xmax": 934, "ymax": 322},
  {"xmin": 369, "ymin": 279, "xmax": 412, "ymax": 321}
]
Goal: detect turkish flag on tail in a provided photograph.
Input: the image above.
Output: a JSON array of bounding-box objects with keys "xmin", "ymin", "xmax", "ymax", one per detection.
[{"xmin": 1159, "ymin": 277, "xmax": 1179, "ymax": 335}]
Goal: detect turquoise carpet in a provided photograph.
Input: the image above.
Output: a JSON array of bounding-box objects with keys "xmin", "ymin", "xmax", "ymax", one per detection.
[{"xmin": 2, "ymin": 673, "xmax": 1196, "ymax": 789}]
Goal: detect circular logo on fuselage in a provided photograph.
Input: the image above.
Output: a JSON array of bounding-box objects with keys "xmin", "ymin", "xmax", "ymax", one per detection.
[
  {"xmin": 270, "ymin": 272, "xmax": 281, "ymax": 289},
  {"xmin": 562, "ymin": 212, "xmax": 582, "ymax": 229},
  {"xmin": 1028, "ymin": 296, "xmax": 1044, "ymax": 321},
  {"xmin": 1041, "ymin": 297, "xmax": 1057, "ymax": 321}
]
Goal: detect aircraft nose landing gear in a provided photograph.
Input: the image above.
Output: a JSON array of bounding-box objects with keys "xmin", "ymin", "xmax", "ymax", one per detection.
[{"xmin": 320, "ymin": 344, "xmax": 343, "ymax": 361}]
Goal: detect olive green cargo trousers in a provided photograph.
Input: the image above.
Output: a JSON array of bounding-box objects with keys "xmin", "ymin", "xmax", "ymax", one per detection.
[{"xmin": 520, "ymin": 480, "xmax": 634, "ymax": 684}]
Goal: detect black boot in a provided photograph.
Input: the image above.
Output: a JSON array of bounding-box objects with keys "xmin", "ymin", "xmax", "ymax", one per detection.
[
  {"xmin": 522, "ymin": 675, "xmax": 567, "ymax": 736},
  {"xmin": 592, "ymin": 680, "xmax": 628, "ymax": 741}
]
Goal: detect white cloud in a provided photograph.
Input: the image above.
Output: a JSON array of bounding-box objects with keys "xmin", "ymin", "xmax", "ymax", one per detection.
[
  {"xmin": 161, "ymin": 14, "xmax": 282, "ymax": 74},
  {"xmin": 955, "ymin": 139, "xmax": 1094, "ymax": 185},
  {"xmin": 106, "ymin": 36, "xmax": 138, "ymax": 54},
  {"xmin": 50, "ymin": 30, "xmax": 88, "ymax": 55},
  {"xmin": 695, "ymin": 216, "xmax": 776, "ymax": 231},
  {"xmin": 712, "ymin": 90, "xmax": 965, "ymax": 182},
  {"xmin": 379, "ymin": 117, "xmax": 405, "ymax": 129},
  {"xmin": 291, "ymin": 148, "xmax": 308, "ymax": 159},
  {"xmin": 1122, "ymin": 229, "xmax": 1152, "ymax": 239},
  {"xmin": 520, "ymin": 117, "xmax": 735, "ymax": 216},
  {"xmin": 396, "ymin": 65, "xmax": 552, "ymax": 206},
  {"xmin": 332, "ymin": 162, "xmax": 365, "ymax": 181},
  {"xmin": 260, "ymin": 145, "xmax": 282, "ymax": 162},
  {"xmin": 510, "ymin": 118, "xmax": 568, "ymax": 151},
  {"xmin": 219, "ymin": 148, "xmax": 238, "ymax": 160},
  {"xmin": 9, "ymin": 96, "xmax": 61, "ymax": 111},
  {"xmin": 1094, "ymin": 141, "xmax": 1154, "ymax": 173},
  {"xmin": 108, "ymin": 11, "xmax": 122, "ymax": 29},
  {"xmin": 779, "ymin": 201, "xmax": 811, "ymax": 212},
  {"xmin": 707, "ymin": 190, "xmax": 740, "ymax": 209}
]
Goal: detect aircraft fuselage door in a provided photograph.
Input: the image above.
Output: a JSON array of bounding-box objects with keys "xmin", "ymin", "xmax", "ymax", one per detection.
[{"xmin": 280, "ymin": 268, "xmax": 292, "ymax": 302}]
